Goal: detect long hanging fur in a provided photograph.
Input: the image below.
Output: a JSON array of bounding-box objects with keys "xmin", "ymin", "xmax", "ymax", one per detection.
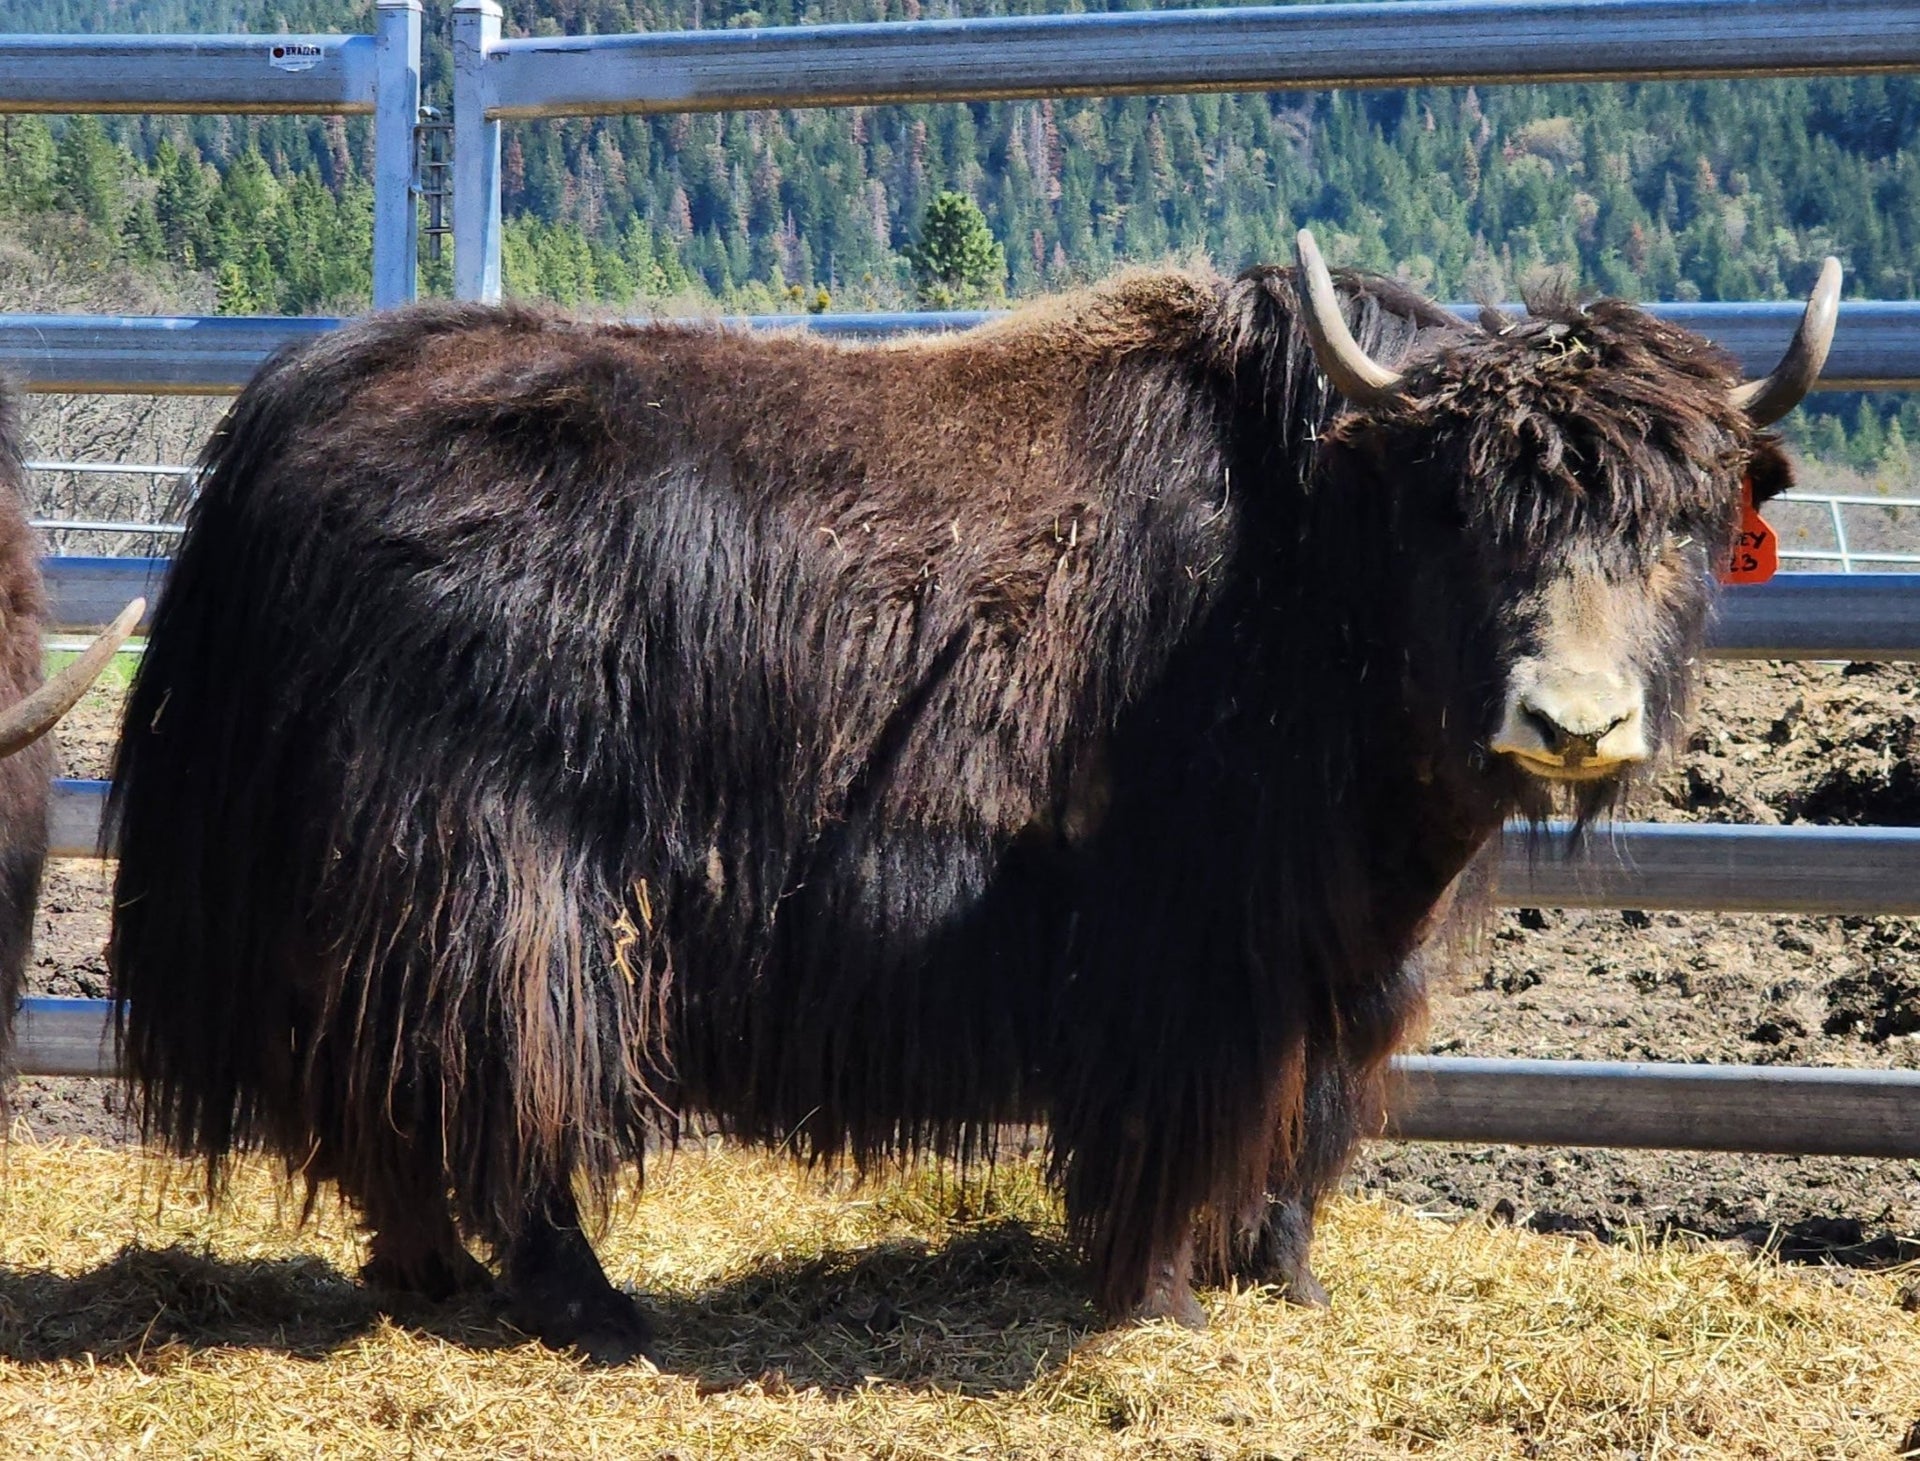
[
  {"xmin": 0, "ymin": 382, "xmax": 54, "ymax": 1112},
  {"xmin": 108, "ymin": 266, "xmax": 1770, "ymax": 1316}
]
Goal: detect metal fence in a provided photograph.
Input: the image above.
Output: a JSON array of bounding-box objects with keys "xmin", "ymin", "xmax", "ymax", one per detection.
[
  {"xmin": 32, "ymin": 478, "xmax": 1920, "ymax": 574},
  {"xmin": 0, "ymin": 3, "xmax": 423, "ymax": 310},
  {"xmin": 7, "ymin": 0, "xmax": 1920, "ymax": 1159},
  {"xmin": 1769, "ymin": 492, "xmax": 1920, "ymax": 571},
  {"xmin": 447, "ymin": 0, "xmax": 1920, "ymax": 300},
  {"xmin": 6, "ymin": 300, "xmax": 1920, "ymax": 395}
]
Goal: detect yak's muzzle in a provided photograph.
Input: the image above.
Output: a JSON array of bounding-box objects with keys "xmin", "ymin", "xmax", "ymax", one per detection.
[{"xmin": 1489, "ymin": 664, "xmax": 1650, "ymax": 781}]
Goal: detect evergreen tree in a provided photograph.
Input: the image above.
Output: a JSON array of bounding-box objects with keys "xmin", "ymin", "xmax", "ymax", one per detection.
[
  {"xmin": 908, "ymin": 189, "xmax": 1006, "ymax": 308},
  {"xmin": 121, "ymin": 196, "xmax": 165, "ymax": 263},
  {"xmin": 1879, "ymin": 417, "xmax": 1913, "ymax": 491},
  {"xmin": 0, "ymin": 118, "xmax": 56, "ymax": 217},
  {"xmin": 153, "ymin": 139, "xmax": 214, "ymax": 269},
  {"xmin": 215, "ymin": 257, "xmax": 264, "ymax": 314},
  {"xmin": 53, "ymin": 116, "xmax": 125, "ymax": 231}
]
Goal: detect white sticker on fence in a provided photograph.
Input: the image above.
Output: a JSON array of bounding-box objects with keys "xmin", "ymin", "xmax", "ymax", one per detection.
[{"xmin": 269, "ymin": 43, "xmax": 323, "ymax": 72}]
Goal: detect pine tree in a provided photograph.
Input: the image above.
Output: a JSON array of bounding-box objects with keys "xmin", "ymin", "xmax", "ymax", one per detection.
[
  {"xmin": 1879, "ymin": 418, "xmax": 1914, "ymax": 492},
  {"xmin": 908, "ymin": 190, "xmax": 1006, "ymax": 308},
  {"xmin": 121, "ymin": 196, "xmax": 165, "ymax": 263},
  {"xmin": 153, "ymin": 139, "xmax": 214, "ymax": 268},
  {"xmin": 0, "ymin": 118, "xmax": 56, "ymax": 216},
  {"xmin": 53, "ymin": 116, "xmax": 125, "ymax": 231},
  {"xmin": 214, "ymin": 258, "xmax": 263, "ymax": 314}
]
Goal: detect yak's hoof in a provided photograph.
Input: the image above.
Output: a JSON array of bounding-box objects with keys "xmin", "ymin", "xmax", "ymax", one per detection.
[
  {"xmin": 1130, "ymin": 1279, "xmax": 1208, "ymax": 1330},
  {"xmin": 1280, "ymin": 1265, "xmax": 1331, "ymax": 1309},
  {"xmin": 508, "ymin": 1283, "xmax": 655, "ymax": 1366},
  {"xmin": 362, "ymin": 1245, "xmax": 496, "ymax": 1304}
]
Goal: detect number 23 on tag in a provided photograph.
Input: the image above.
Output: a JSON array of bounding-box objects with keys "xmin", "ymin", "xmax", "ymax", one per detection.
[{"xmin": 1721, "ymin": 476, "xmax": 1777, "ymax": 585}]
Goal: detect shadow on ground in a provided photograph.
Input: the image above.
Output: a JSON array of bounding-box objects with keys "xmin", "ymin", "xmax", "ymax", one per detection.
[
  {"xmin": 0, "ymin": 1221, "xmax": 1095, "ymax": 1393},
  {"xmin": 649, "ymin": 1220, "xmax": 1093, "ymax": 1394}
]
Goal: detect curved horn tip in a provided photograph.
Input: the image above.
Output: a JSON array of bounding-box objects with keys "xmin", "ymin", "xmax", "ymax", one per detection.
[
  {"xmin": 1803, "ymin": 254, "xmax": 1843, "ymax": 336},
  {"xmin": 0, "ymin": 595, "xmax": 146, "ymax": 759},
  {"xmin": 1729, "ymin": 255, "xmax": 1844, "ymax": 426},
  {"xmin": 1291, "ymin": 229, "xmax": 1403, "ymax": 405}
]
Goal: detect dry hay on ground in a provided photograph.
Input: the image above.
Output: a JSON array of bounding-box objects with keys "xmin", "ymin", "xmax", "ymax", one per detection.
[{"xmin": 2, "ymin": 1138, "xmax": 1918, "ymax": 1460}]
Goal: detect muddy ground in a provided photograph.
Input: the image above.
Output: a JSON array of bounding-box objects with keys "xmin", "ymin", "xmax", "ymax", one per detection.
[{"xmin": 13, "ymin": 660, "xmax": 1920, "ymax": 1269}]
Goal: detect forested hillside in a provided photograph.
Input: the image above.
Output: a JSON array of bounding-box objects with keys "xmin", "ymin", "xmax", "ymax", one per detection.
[{"xmin": 0, "ymin": 0, "xmax": 1915, "ymax": 466}]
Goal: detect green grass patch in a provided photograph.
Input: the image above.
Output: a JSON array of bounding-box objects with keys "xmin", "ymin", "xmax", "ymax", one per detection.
[{"xmin": 44, "ymin": 643, "xmax": 141, "ymax": 697}]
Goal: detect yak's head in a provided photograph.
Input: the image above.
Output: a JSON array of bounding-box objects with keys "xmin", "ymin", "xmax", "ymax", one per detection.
[{"xmin": 1293, "ymin": 230, "xmax": 1836, "ymax": 821}]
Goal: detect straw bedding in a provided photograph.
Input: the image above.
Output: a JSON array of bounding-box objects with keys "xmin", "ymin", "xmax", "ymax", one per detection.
[{"xmin": 4, "ymin": 1136, "xmax": 1918, "ymax": 1459}]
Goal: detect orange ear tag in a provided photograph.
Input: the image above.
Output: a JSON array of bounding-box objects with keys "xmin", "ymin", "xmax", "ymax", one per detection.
[{"xmin": 1721, "ymin": 475, "xmax": 1777, "ymax": 585}]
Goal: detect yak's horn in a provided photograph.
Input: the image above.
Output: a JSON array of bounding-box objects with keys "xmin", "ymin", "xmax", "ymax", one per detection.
[
  {"xmin": 1294, "ymin": 228, "xmax": 1404, "ymax": 406},
  {"xmin": 1730, "ymin": 256, "xmax": 1842, "ymax": 426},
  {"xmin": 0, "ymin": 596, "xmax": 145, "ymax": 758}
]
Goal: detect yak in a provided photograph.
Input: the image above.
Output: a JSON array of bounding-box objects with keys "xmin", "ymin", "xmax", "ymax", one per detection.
[
  {"xmin": 0, "ymin": 384, "xmax": 145, "ymax": 1103},
  {"xmin": 107, "ymin": 233, "xmax": 1836, "ymax": 1362}
]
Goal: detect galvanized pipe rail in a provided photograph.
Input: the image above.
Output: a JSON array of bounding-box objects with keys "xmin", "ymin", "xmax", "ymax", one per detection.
[
  {"xmin": 0, "ymin": 32, "xmax": 375, "ymax": 113},
  {"xmin": 1384, "ymin": 1057, "xmax": 1920, "ymax": 1158},
  {"xmin": 451, "ymin": 0, "xmax": 1920, "ymax": 299},
  {"xmin": 44, "ymin": 561, "xmax": 1920, "ymax": 658},
  {"xmin": 4, "ymin": 301, "xmax": 1918, "ymax": 394},
  {"xmin": 473, "ymin": 0, "xmax": 1920, "ymax": 119},
  {"xmin": 45, "ymin": 778, "xmax": 1920, "ymax": 916},
  {"xmin": 0, "ymin": 3, "xmax": 421, "ymax": 309},
  {"xmin": 19, "ymin": 994, "xmax": 1920, "ymax": 1157}
]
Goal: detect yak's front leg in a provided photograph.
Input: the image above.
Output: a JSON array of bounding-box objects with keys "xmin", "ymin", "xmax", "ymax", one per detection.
[
  {"xmin": 1131, "ymin": 1225, "xmax": 1208, "ymax": 1328},
  {"xmin": 1223, "ymin": 1039, "xmax": 1405, "ymax": 1307},
  {"xmin": 1228, "ymin": 929, "xmax": 1435, "ymax": 1306},
  {"xmin": 501, "ymin": 1181, "xmax": 654, "ymax": 1364},
  {"xmin": 1227, "ymin": 1191, "xmax": 1330, "ymax": 1307},
  {"xmin": 1058, "ymin": 1114, "xmax": 1213, "ymax": 1330},
  {"xmin": 1221, "ymin": 1059, "xmax": 1367, "ymax": 1308}
]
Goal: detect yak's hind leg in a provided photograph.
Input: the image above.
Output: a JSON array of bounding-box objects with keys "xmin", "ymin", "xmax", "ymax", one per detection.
[
  {"xmin": 306, "ymin": 1116, "xmax": 495, "ymax": 1303},
  {"xmin": 501, "ymin": 1182, "xmax": 653, "ymax": 1365},
  {"xmin": 356, "ymin": 1170, "xmax": 496, "ymax": 1304}
]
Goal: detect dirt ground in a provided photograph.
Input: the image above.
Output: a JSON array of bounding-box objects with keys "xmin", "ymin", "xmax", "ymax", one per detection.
[{"xmin": 14, "ymin": 658, "xmax": 1920, "ymax": 1272}]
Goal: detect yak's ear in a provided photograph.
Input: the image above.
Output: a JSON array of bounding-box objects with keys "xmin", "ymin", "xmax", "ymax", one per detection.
[{"xmin": 1746, "ymin": 435, "xmax": 1795, "ymax": 506}]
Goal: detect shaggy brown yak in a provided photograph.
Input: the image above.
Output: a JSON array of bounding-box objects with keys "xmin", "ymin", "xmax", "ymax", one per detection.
[
  {"xmin": 0, "ymin": 386, "xmax": 144, "ymax": 1101},
  {"xmin": 108, "ymin": 234, "xmax": 1835, "ymax": 1361}
]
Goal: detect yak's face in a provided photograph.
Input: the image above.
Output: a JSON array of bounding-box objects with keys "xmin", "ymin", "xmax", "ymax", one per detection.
[
  {"xmin": 1277, "ymin": 231, "xmax": 1831, "ymax": 820},
  {"xmin": 1460, "ymin": 436, "xmax": 1791, "ymax": 810},
  {"xmin": 1318, "ymin": 302, "xmax": 1797, "ymax": 820}
]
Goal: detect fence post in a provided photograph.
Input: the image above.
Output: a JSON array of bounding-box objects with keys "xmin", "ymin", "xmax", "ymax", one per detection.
[
  {"xmin": 372, "ymin": 0, "xmax": 423, "ymax": 310},
  {"xmin": 453, "ymin": 0, "xmax": 503, "ymax": 302}
]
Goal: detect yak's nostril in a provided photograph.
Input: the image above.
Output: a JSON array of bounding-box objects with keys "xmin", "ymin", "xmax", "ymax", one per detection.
[
  {"xmin": 1520, "ymin": 704, "xmax": 1572, "ymax": 754},
  {"xmin": 1521, "ymin": 701, "xmax": 1630, "ymax": 756}
]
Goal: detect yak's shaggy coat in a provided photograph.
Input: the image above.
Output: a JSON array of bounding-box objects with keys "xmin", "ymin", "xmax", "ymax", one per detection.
[
  {"xmin": 0, "ymin": 388, "xmax": 54, "ymax": 1099},
  {"xmin": 109, "ymin": 266, "xmax": 1780, "ymax": 1347}
]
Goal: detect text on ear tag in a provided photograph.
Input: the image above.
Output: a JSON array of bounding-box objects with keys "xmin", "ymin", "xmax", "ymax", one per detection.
[{"xmin": 1722, "ymin": 475, "xmax": 1777, "ymax": 585}]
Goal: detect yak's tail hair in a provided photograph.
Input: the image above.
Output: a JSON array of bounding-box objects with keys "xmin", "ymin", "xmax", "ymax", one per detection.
[
  {"xmin": 0, "ymin": 377, "xmax": 50, "ymax": 1119},
  {"xmin": 107, "ymin": 309, "xmax": 660, "ymax": 1241}
]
